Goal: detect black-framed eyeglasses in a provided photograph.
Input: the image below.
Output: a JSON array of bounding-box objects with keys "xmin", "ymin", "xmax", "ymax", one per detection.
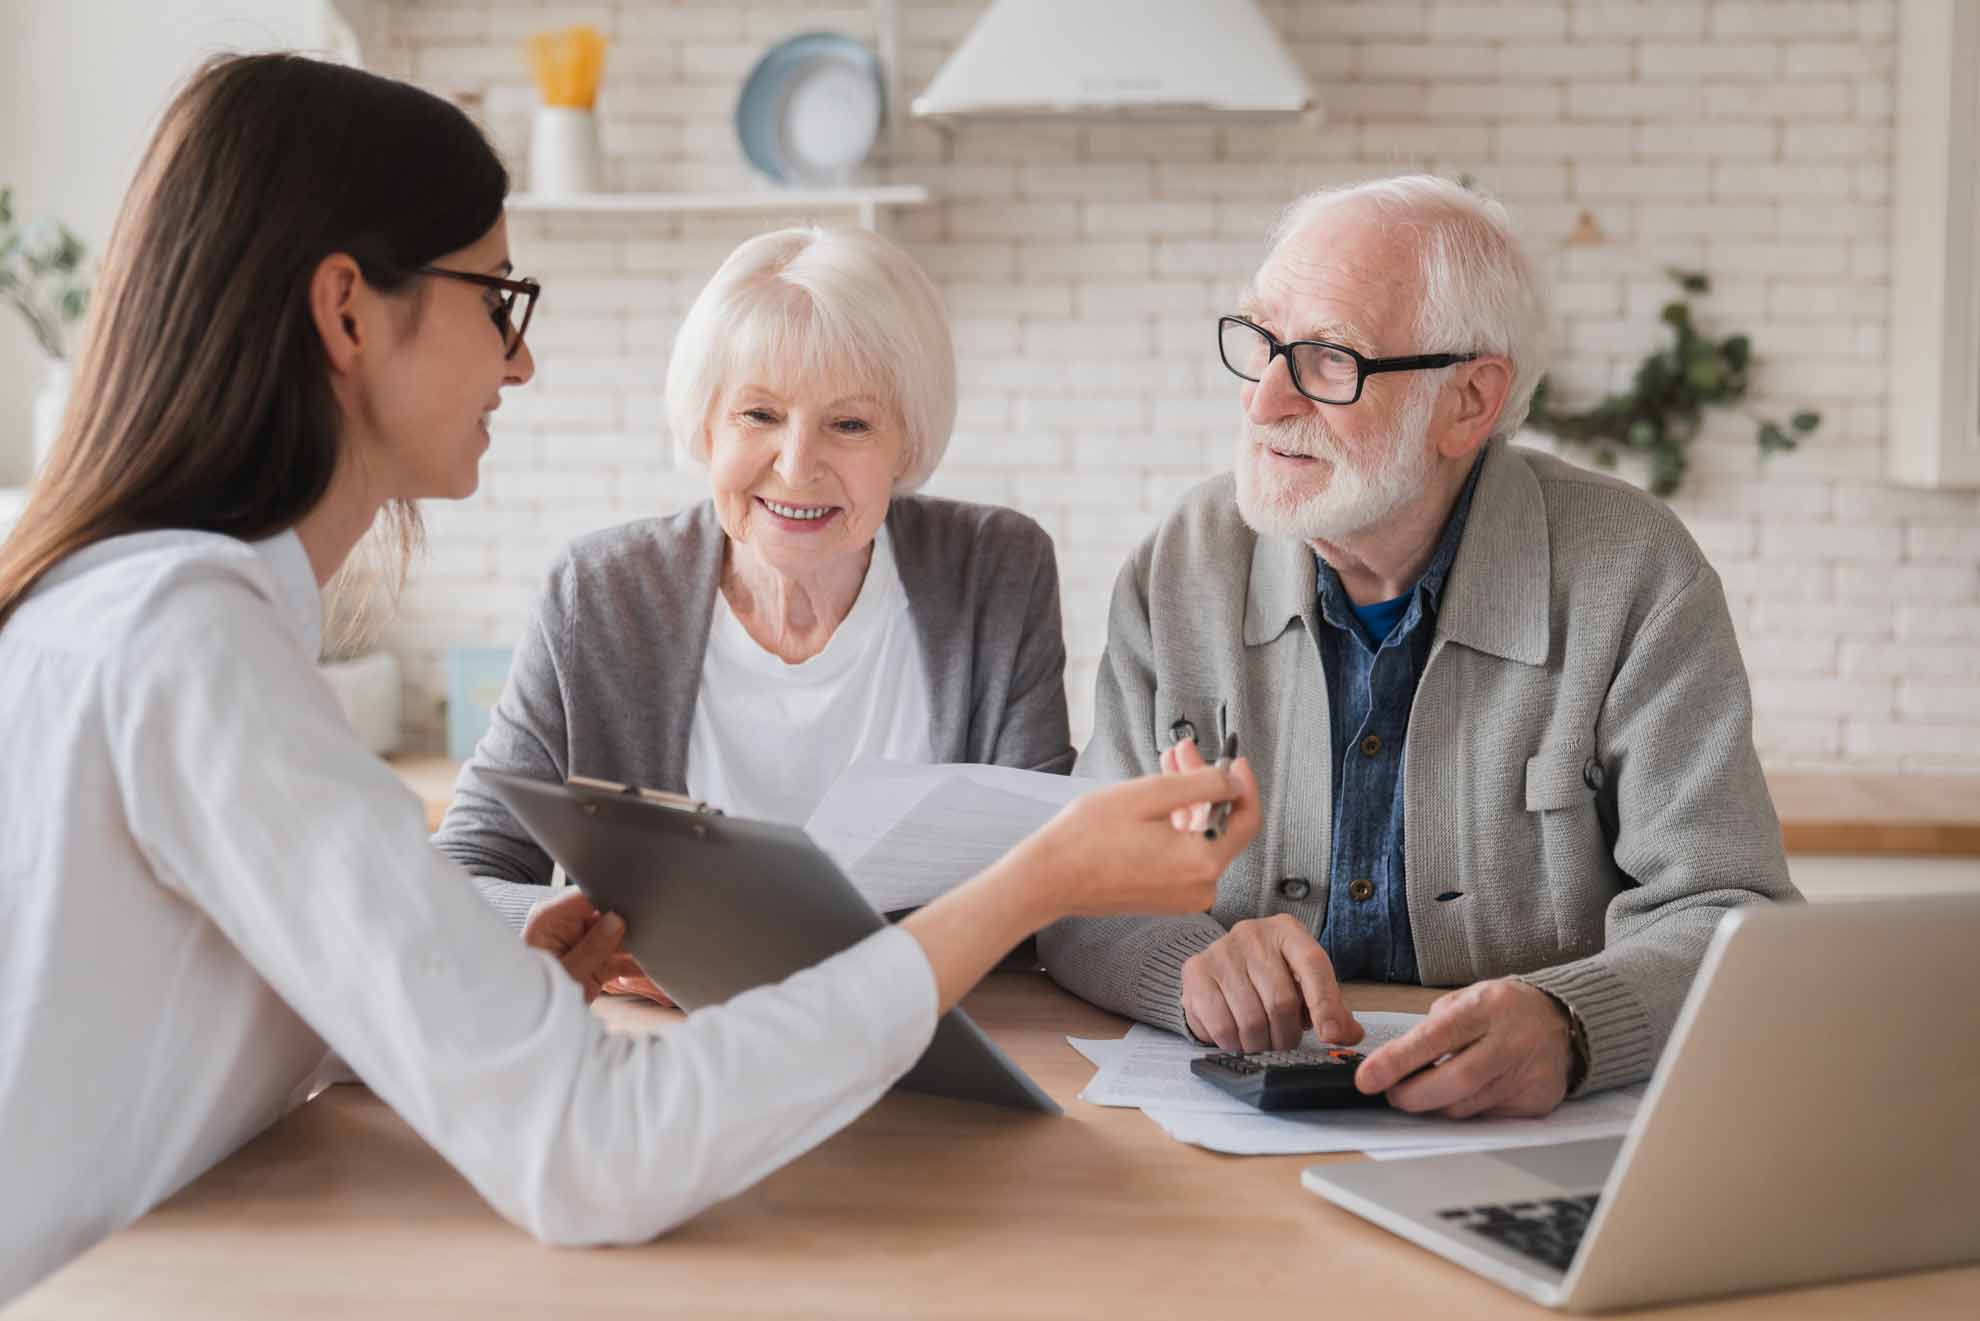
[
  {"xmin": 1217, "ymin": 315, "xmax": 1477, "ymax": 405},
  {"xmin": 419, "ymin": 266, "xmax": 540, "ymax": 359}
]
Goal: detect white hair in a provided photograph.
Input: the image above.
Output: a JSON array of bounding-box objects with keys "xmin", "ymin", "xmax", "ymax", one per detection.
[
  {"xmin": 1261, "ymin": 174, "xmax": 1551, "ymax": 439},
  {"xmin": 664, "ymin": 226, "xmax": 957, "ymax": 490}
]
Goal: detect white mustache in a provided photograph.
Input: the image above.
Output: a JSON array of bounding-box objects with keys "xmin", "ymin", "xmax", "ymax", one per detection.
[{"xmin": 1250, "ymin": 418, "xmax": 1343, "ymax": 463}]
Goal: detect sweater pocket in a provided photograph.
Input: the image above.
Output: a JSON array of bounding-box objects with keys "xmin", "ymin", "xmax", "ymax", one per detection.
[
  {"xmin": 1523, "ymin": 745, "xmax": 1609, "ymax": 955},
  {"xmin": 1524, "ymin": 749, "xmax": 1594, "ymax": 812}
]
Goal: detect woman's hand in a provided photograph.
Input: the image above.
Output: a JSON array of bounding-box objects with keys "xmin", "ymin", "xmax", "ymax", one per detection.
[
  {"xmin": 1016, "ymin": 760, "xmax": 1260, "ymax": 920},
  {"xmin": 601, "ymin": 955, "xmax": 675, "ymax": 1007},
  {"xmin": 523, "ymin": 889, "xmax": 675, "ymax": 1006},
  {"xmin": 903, "ymin": 762, "xmax": 1260, "ymax": 1014},
  {"xmin": 521, "ymin": 889, "xmax": 629, "ymax": 1004},
  {"xmin": 1158, "ymin": 736, "xmax": 1219, "ymax": 833}
]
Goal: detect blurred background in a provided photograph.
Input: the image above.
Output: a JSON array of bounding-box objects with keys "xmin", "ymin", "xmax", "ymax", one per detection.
[{"xmin": 1, "ymin": 1, "xmax": 1972, "ymax": 817}]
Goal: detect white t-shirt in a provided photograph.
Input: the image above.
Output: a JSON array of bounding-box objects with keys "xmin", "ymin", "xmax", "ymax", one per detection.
[
  {"xmin": 686, "ymin": 524, "xmax": 935, "ymax": 823},
  {"xmin": 0, "ymin": 528, "xmax": 937, "ymax": 1305}
]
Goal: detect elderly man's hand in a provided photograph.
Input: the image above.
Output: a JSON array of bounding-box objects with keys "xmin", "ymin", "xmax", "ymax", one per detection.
[
  {"xmin": 1158, "ymin": 736, "xmax": 1358, "ymax": 1052},
  {"xmin": 1354, "ymin": 977, "xmax": 1575, "ymax": 1118},
  {"xmin": 1180, "ymin": 915, "xmax": 1362, "ymax": 1052}
]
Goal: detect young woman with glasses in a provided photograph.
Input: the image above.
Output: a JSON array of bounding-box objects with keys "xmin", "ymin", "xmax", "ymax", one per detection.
[{"xmin": 0, "ymin": 54, "xmax": 1259, "ymax": 1303}]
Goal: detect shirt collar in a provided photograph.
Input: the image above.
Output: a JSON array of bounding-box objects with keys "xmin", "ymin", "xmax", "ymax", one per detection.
[
  {"xmin": 1242, "ymin": 440, "xmax": 1552, "ymax": 666},
  {"xmin": 1311, "ymin": 448, "xmax": 1486, "ymax": 638},
  {"xmin": 250, "ymin": 529, "xmax": 324, "ymax": 660}
]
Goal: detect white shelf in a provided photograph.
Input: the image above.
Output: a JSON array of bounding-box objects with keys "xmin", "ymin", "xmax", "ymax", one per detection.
[{"xmin": 507, "ymin": 186, "xmax": 930, "ymax": 229}]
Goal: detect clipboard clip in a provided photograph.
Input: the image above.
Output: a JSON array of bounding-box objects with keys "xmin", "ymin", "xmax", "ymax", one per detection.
[{"xmin": 568, "ymin": 774, "xmax": 725, "ymax": 816}]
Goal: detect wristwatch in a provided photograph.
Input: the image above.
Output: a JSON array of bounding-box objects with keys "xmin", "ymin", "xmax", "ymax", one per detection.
[{"xmin": 1557, "ymin": 993, "xmax": 1591, "ymax": 1094}]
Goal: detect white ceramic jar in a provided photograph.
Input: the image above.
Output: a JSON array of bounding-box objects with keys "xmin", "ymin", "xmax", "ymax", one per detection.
[{"xmin": 530, "ymin": 107, "xmax": 603, "ymax": 197}]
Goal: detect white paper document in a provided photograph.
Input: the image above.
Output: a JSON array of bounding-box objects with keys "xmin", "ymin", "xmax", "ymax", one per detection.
[
  {"xmin": 1069, "ymin": 1020, "xmax": 1644, "ymax": 1157},
  {"xmin": 1140, "ymin": 1094, "xmax": 1643, "ymax": 1157},
  {"xmin": 804, "ymin": 760, "xmax": 1090, "ymax": 913}
]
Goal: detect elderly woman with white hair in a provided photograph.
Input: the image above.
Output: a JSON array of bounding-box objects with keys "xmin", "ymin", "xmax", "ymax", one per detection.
[{"xmin": 435, "ymin": 226, "xmax": 1073, "ymax": 985}]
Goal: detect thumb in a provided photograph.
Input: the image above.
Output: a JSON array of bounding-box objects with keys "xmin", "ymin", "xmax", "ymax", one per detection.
[{"xmin": 563, "ymin": 910, "xmax": 625, "ymax": 983}]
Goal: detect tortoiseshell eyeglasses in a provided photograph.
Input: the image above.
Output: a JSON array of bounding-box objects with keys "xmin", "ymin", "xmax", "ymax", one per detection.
[{"xmin": 418, "ymin": 267, "xmax": 540, "ymax": 359}]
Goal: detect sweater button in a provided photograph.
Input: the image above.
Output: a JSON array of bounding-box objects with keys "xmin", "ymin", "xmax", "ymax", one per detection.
[
  {"xmin": 1348, "ymin": 878, "xmax": 1375, "ymax": 903},
  {"xmin": 1277, "ymin": 876, "xmax": 1311, "ymax": 901}
]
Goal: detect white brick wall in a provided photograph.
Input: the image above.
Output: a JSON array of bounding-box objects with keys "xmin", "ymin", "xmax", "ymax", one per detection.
[{"xmin": 373, "ymin": 0, "xmax": 1980, "ymax": 773}]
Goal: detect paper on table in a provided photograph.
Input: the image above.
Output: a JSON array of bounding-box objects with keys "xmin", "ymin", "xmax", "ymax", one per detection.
[
  {"xmin": 1141, "ymin": 1087, "xmax": 1643, "ymax": 1157},
  {"xmin": 1065, "ymin": 1030, "xmax": 1479, "ymax": 1164},
  {"xmin": 1066, "ymin": 1036, "xmax": 1128, "ymax": 1070},
  {"xmin": 804, "ymin": 760, "xmax": 1090, "ymax": 913},
  {"xmin": 1068, "ymin": 1020, "xmax": 1644, "ymax": 1156}
]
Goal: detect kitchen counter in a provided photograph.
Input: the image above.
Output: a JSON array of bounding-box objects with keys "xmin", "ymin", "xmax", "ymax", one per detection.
[
  {"xmin": 389, "ymin": 758, "xmax": 1980, "ymax": 858},
  {"xmin": 1768, "ymin": 772, "xmax": 1980, "ymax": 856},
  {"xmin": 391, "ymin": 756, "xmax": 461, "ymax": 832}
]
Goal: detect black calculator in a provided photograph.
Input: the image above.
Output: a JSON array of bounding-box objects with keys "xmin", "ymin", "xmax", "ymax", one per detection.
[{"xmin": 1189, "ymin": 1047, "xmax": 1385, "ymax": 1111}]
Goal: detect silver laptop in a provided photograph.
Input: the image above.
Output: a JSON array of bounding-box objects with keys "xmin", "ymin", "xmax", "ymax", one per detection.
[
  {"xmin": 482, "ymin": 769, "xmax": 1059, "ymax": 1113},
  {"xmin": 1302, "ymin": 895, "xmax": 1980, "ymax": 1312}
]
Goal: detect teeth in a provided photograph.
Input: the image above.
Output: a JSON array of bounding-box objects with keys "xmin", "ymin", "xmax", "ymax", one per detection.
[{"xmin": 764, "ymin": 499, "xmax": 831, "ymax": 521}]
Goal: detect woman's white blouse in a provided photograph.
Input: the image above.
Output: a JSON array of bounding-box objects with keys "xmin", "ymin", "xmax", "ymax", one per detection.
[
  {"xmin": 0, "ymin": 529, "xmax": 937, "ymax": 1305},
  {"xmin": 686, "ymin": 523, "xmax": 936, "ymax": 824}
]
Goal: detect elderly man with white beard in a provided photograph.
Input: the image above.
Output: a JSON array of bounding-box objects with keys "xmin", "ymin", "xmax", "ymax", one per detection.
[{"xmin": 1038, "ymin": 175, "xmax": 1796, "ymax": 1118}]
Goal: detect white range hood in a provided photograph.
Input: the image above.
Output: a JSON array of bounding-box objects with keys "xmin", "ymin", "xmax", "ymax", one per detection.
[{"xmin": 912, "ymin": 0, "xmax": 1312, "ymax": 120}]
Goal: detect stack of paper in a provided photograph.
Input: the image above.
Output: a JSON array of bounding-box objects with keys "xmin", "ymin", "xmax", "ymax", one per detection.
[
  {"xmin": 804, "ymin": 759, "xmax": 1090, "ymax": 913},
  {"xmin": 1070, "ymin": 1019, "xmax": 1645, "ymax": 1159}
]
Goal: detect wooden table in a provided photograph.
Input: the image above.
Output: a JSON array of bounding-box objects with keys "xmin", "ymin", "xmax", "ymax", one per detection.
[
  {"xmin": 15, "ymin": 975, "xmax": 1977, "ymax": 1319},
  {"xmin": 392, "ymin": 758, "xmax": 1980, "ymax": 857}
]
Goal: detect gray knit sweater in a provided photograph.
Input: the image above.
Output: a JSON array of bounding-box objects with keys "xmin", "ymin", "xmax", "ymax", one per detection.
[
  {"xmin": 1037, "ymin": 441, "xmax": 1799, "ymax": 1096},
  {"xmin": 434, "ymin": 495, "xmax": 1075, "ymax": 927}
]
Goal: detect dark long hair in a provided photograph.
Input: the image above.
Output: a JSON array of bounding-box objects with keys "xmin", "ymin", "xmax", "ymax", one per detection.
[{"xmin": 0, "ymin": 53, "xmax": 509, "ymax": 628}]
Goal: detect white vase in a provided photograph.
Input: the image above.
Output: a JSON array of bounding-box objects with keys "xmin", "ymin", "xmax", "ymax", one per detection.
[
  {"xmin": 317, "ymin": 651, "xmax": 403, "ymax": 757},
  {"xmin": 530, "ymin": 107, "xmax": 603, "ymax": 197},
  {"xmin": 31, "ymin": 360, "xmax": 71, "ymax": 477}
]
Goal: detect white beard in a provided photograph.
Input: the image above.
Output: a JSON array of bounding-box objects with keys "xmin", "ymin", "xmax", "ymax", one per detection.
[{"xmin": 1233, "ymin": 381, "xmax": 1439, "ymax": 543}]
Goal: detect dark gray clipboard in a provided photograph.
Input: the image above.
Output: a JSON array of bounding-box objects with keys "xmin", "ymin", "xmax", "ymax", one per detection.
[{"xmin": 480, "ymin": 769, "xmax": 1060, "ymax": 1113}]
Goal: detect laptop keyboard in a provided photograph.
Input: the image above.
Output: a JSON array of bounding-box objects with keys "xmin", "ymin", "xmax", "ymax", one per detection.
[{"xmin": 1437, "ymin": 1194, "xmax": 1600, "ymax": 1273}]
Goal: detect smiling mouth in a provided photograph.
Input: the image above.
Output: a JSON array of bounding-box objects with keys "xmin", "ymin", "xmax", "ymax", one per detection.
[{"xmin": 757, "ymin": 496, "xmax": 839, "ymax": 522}]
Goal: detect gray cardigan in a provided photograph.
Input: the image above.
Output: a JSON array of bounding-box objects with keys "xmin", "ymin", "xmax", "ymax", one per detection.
[
  {"xmin": 1037, "ymin": 441, "xmax": 1798, "ymax": 1096},
  {"xmin": 435, "ymin": 495, "xmax": 1074, "ymax": 926}
]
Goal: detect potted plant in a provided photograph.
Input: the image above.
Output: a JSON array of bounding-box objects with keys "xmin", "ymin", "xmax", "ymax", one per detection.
[
  {"xmin": 0, "ymin": 187, "xmax": 91, "ymax": 476},
  {"xmin": 1523, "ymin": 270, "xmax": 1820, "ymax": 498}
]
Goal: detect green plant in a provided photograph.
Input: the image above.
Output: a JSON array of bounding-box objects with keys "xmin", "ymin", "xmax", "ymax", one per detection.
[
  {"xmin": 0, "ymin": 186, "xmax": 90, "ymax": 361},
  {"xmin": 1524, "ymin": 269, "xmax": 1821, "ymax": 497}
]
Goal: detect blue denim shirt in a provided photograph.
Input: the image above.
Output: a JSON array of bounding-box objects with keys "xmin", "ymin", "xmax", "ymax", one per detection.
[{"xmin": 1313, "ymin": 455, "xmax": 1485, "ymax": 983}]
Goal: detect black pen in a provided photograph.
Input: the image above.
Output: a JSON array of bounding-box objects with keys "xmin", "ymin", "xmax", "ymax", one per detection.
[{"xmin": 1203, "ymin": 732, "xmax": 1238, "ymax": 840}]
